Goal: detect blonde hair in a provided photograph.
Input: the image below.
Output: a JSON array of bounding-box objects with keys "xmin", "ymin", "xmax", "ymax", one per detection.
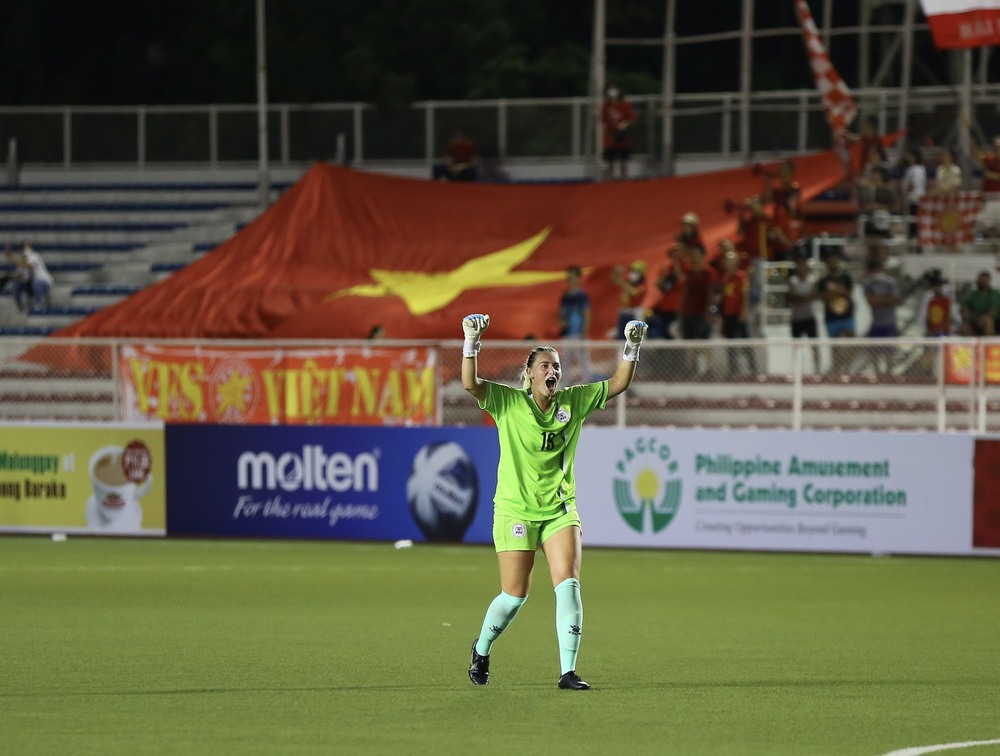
[{"xmin": 521, "ymin": 346, "xmax": 558, "ymax": 389}]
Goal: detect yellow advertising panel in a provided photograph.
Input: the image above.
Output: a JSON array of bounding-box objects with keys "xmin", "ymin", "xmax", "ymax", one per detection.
[{"xmin": 0, "ymin": 424, "xmax": 165, "ymax": 536}]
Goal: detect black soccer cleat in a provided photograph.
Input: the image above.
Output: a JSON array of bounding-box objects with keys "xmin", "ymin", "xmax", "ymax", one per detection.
[
  {"xmin": 469, "ymin": 640, "xmax": 490, "ymax": 685},
  {"xmin": 558, "ymin": 671, "xmax": 591, "ymax": 690}
]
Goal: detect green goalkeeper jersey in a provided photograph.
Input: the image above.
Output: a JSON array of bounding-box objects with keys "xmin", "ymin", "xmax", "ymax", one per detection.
[{"xmin": 479, "ymin": 380, "xmax": 608, "ymax": 520}]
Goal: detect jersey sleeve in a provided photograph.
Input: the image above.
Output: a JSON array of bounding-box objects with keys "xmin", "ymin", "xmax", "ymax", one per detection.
[
  {"xmin": 478, "ymin": 381, "xmax": 520, "ymax": 419},
  {"xmin": 561, "ymin": 380, "xmax": 609, "ymax": 420}
]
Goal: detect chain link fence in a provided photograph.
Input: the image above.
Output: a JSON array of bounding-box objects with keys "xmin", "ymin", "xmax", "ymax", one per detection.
[{"xmin": 2, "ymin": 336, "xmax": 997, "ymax": 432}]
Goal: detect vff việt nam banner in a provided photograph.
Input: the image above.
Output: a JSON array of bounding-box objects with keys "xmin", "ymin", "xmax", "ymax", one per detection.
[
  {"xmin": 575, "ymin": 429, "xmax": 974, "ymax": 555},
  {"xmin": 119, "ymin": 344, "xmax": 438, "ymax": 425},
  {"xmin": 0, "ymin": 424, "xmax": 165, "ymax": 536}
]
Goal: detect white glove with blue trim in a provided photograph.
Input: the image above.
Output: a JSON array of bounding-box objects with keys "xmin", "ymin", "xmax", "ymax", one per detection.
[
  {"xmin": 623, "ymin": 320, "xmax": 648, "ymax": 362},
  {"xmin": 462, "ymin": 313, "xmax": 490, "ymax": 357}
]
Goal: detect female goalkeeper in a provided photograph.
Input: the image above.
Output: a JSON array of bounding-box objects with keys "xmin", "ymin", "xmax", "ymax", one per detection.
[{"xmin": 461, "ymin": 313, "xmax": 647, "ymax": 690}]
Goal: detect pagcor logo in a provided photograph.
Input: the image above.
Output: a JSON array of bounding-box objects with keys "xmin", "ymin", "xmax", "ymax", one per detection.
[
  {"xmin": 237, "ymin": 445, "xmax": 380, "ymax": 492},
  {"xmin": 613, "ymin": 436, "xmax": 681, "ymax": 534}
]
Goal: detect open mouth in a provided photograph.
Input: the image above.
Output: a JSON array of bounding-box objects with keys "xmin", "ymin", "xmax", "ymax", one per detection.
[{"xmin": 545, "ymin": 376, "xmax": 557, "ymax": 390}]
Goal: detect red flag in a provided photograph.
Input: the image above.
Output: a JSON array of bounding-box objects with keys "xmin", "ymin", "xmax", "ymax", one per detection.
[
  {"xmin": 51, "ymin": 153, "xmax": 849, "ymax": 344},
  {"xmin": 920, "ymin": 0, "xmax": 1000, "ymax": 49},
  {"xmin": 793, "ymin": 0, "xmax": 858, "ymax": 136},
  {"xmin": 917, "ymin": 192, "xmax": 984, "ymax": 249}
]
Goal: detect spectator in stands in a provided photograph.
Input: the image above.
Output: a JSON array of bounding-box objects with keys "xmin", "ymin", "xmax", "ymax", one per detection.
[
  {"xmin": 718, "ymin": 245, "xmax": 756, "ymax": 375},
  {"xmin": 765, "ymin": 160, "xmax": 804, "ymax": 250},
  {"xmin": 932, "ymin": 146, "xmax": 962, "ymax": 194},
  {"xmin": 786, "ymin": 252, "xmax": 821, "ymax": 372},
  {"xmin": 910, "ymin": 267, "xmax": 956, "ymax": 375},
  {"xmin": 432, "ymin": 129, "xmax": 479, "ymax": 182},
  {"xmin": 558, "ymin": 266, "xmax": 592, "ymax": 383},
  {"xmin": 918, "ymin": 268, "xmax": 955, "ymax": 338},
  {"xmin": 974, "ymin": 136, "xmax": 1000, "ymax": 241},
  {"xmin": 817, "ymin": 251, "xmax": 856, "ymax": 373},
  {"xmin": 601, "ymin": 85, "xmax": 636, "ymax": 180},
  {"xmin": 17, "ymin": 241, "xmax": 52, "ymax": 311},
  {"xmin": 864, "ymin": 257, "xmax": 900, "ymax": 376},
  {"xmin": 1, "ymin": 247, "xmax": 20, "ymax": 297},
  {"xmin": 844, "ymin": 115, "xmax": 883, "ymax": 178},
  {"xmin": 859, "ymin": 142, "xmax": 890, "ymax": 184},
  {"xmin": 367, "ymin": 324, "xmax": 386, "ymax": 340},
  {"xmin": 858, "ymin": 165, "xmax": 898, "ymax": 263},
  {"xmin": 734, "ymin": 195, "xmax": 789, "ymax": 313},
  {"xmin": 673, "ymin": 211, "xmax": 705, "ymax": 261},
  {"xmin": 678, "ymin": 245, "xmax": 716, "ymax": 374},
  {"xmin": 900, "ymin": 146, "xmax": 927, "ymax": 247},
  {"xmin": 647, "ymin": 241, "xmax": 686, "ymax": 343},
  {"xmin": 864, "ymin": 257, "xmax": 901, "ymax": 339},
  {"xmin": 959, "ymin": 270, "xmax": 1000, "ymax": 337},
  {"xmin": 611, "ymin": 260, "xmax": 647, "ymax": 338}
]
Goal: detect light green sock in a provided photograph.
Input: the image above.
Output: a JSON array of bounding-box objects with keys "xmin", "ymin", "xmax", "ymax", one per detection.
[
  {"xmin": 554, "ymin": 577, "xmax": 583, "ymax": 675},
  {"xmin": 475, "ymin": 591, "xmax": 527, "ymax": 656}
]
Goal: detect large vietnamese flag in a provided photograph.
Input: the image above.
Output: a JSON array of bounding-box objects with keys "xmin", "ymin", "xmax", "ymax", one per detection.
[
  {"xmin": 55, "ymin": 154, "xmax": 847, "ymax": 343},
  {"xmin": 920, "ymin": 0, "xmax": 1000, "ymax": 48}
]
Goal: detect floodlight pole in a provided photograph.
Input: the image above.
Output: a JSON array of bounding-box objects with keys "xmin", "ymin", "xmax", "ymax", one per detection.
[
  {"xmin": 592, "ymin": 0, "xmax": 606, "ymax": 182},
  {"xmin": 255, "ymin": 0, "xmax": 271, "ymax": 209},
  {"xmin": 661, "ymin": 0, "xmax": 677, "ymax": 176},
  {"xmin": 897, "ymin": 0, "xmax": 915, "ymax": 136}
]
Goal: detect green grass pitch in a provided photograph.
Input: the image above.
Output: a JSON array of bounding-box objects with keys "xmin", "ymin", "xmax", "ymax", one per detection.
[{"xmin": 2, "ymin": 536, "xmax": 999, "ymax": 755}]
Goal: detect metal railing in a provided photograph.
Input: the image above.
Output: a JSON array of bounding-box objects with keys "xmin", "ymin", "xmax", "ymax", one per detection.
[
  {"xmin": 0, "ymin": 337, "xmax": 997, "ymax": 433},
  {"xmin": 1, "ymin": 83, "xmax": 999, "ymax": 175}
]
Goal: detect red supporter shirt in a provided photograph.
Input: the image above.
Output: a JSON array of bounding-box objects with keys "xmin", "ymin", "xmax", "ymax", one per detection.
[
  {"xmin": 771, "ymin": 182, "xmax": 803, "ymax": 243},
  {"xmin": 720, "ymin": 270, "xmax": 749, "ymax": 317},
  {"xmin": 739, "ymin": 215, "xmax": 773, "ymax": 261},
  {"xmin": 680, "ymin": 267, "xmax": 715, "ymax": 317},
  {"xmin": 602, "ymin": 100, "xmax": 636, "ymax": 149},
  {"xmin": 925, "ymin": 293, "xmax": 952, "ymax": 336},
  {"xmin": 447, "ymin": 137, "xmax": 476, "ymax": 165}
]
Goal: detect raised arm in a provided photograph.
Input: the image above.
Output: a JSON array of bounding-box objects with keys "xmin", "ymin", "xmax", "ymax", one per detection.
[
  {"xmin": 608, "ymin": 320, "xmax": 647, "ymax": 399},
  {"xmin": 461, "ymin": 313, "xmax": 490, "ymax": 403}
]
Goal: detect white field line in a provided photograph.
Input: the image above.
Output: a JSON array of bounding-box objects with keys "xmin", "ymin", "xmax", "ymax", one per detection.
[{"xmin": 880, "ymin": 739, "xmax": 1000, "ymax": 756}]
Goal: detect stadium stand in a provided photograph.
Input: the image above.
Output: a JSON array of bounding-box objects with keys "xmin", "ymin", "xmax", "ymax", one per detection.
[{"xmin": 0, "ymin": 182, "xmax": 281, "ymax": 334}]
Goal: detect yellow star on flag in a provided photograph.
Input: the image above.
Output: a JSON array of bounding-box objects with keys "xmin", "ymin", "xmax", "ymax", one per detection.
[
  {"xmin": 326, "ymin": 227, "xmax": 566, "ymax": 315},
  {"xmin": 215, "ymin": 369, "xmax": 253, "ymax": 415}
]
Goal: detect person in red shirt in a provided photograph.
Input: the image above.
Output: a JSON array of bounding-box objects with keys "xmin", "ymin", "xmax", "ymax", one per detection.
[
  {"xmin": 718, "ymin": 246, "xmax": 757, "ymax": 375},
  {"xmin": 922, "ymin": 272, "xmax": 953, "ymax": 337},
  {"xmin": 678, "ymin": 245, "xmax": 717, "ymax": 374},
  {"xmin": 915, "ymin": 267, "xmax": 956, "ymax": 375},
  {"xmin": 432, "ymin": 129, "xmax": 479, "ymax": 182},
  {"xmin": 601, "ymin": 85, "xmax": 636, "ymax": 180},
  {"xmin": 611, "ymin": 260, "xmax": 648, "ymax": 337},
  {"xmin": 766, "ymin": 160, "xmax": 804, "ymax": 248},
  {"xmin": 843, "ymin": 115, "xmax": 883, "ymax": 179}
]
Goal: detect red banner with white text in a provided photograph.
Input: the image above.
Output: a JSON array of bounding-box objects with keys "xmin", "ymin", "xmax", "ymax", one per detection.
[
  {"xmin": 119, "ymin": 344, "xmax": 439, "ymax": 426},
  {"xmin": 919, "ymin": 0, "xmax": 1000, "ymax": 49}
]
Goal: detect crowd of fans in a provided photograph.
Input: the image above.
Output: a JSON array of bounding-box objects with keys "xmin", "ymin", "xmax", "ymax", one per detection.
[{"xmin": 555, "ymin": 122, "xmax": 1000, "ymax": 377}]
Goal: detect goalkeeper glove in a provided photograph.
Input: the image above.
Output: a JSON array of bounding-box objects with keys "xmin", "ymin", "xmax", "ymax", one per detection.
[
  {"xmin": 622, "ymin": 320, "xmax": 648, "ymax": 362},
  {"xmin": 462, "ymin": 313, "xmax": 490, "ymax": 357}
]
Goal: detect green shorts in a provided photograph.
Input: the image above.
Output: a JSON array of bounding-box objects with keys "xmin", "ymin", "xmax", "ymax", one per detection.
[{"xmin": 492, "ymin": 507, "xmax": 582, "ymax": 552}]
